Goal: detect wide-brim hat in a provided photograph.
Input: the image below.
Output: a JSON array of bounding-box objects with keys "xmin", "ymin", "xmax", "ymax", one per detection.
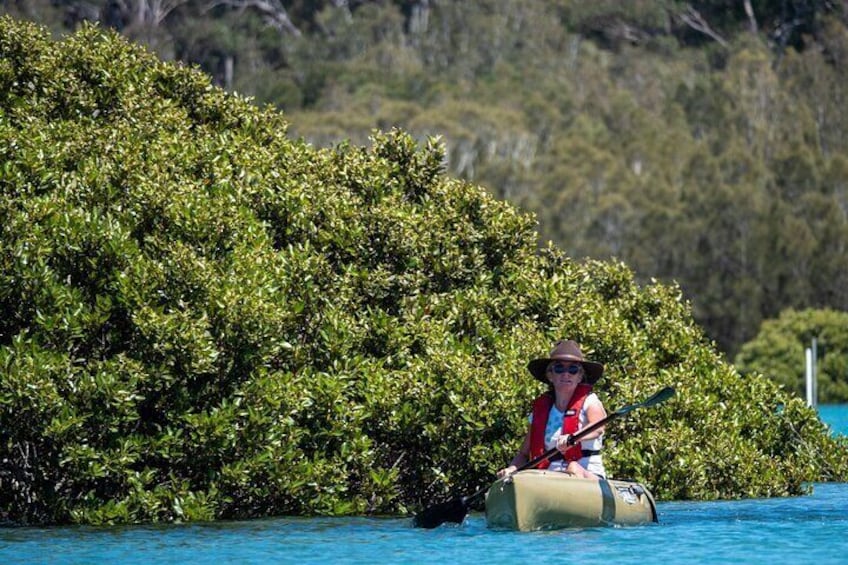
[{"xmin": 527, "ymin": 340, "xmax": 604, "ymax": 385}]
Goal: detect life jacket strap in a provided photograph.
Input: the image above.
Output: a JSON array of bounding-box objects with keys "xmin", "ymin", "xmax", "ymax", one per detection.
[{"xmin": 548, "ymin": 449, "xmax": 601, "ymax": 462}]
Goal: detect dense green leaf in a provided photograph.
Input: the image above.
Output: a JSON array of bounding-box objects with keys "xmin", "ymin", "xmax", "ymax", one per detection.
[{"xmin": 0, "ymin": 17, "xmax": 845, "ymax": 527}]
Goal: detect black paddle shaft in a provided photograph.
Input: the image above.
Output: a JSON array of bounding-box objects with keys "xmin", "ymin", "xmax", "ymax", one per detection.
[{"xmin": 412, "ymin": 386, "xmax": 675, "ymax": 529}]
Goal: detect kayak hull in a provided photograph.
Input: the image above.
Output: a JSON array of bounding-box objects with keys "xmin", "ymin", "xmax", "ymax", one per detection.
[{"xmin": 485, "ymin": 470, "xmax": 658, "ymax": 531}]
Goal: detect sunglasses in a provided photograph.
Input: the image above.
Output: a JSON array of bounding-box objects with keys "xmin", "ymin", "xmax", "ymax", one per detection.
[{"xmin": 550, "ymin": 363, "xmax": 581, "ymax": 375}]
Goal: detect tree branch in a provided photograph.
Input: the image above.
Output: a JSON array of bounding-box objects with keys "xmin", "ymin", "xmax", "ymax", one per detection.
[
  {"xmin": 678, "ymin": 4, "xmax": 728, "ymax": 48},
  {"xmin": 204, "ymin": 0, "xmax": 302, "ymax": 37},
  {"xmin": 743, "ymin": 0, "xmax": 759, "ymax": 34},
  {"xmin": 105, "ymin": 0, "xmax": 191, "ymax": 29}
]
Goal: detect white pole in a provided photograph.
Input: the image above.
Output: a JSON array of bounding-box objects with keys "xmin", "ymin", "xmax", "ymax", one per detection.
[
  {"xmin": 805, "ymin": 347, "xmax": 813, "ymax": 407},
  {"xmin": 811, "ymin": 338, "xmax": 818, "ymax": 408}
]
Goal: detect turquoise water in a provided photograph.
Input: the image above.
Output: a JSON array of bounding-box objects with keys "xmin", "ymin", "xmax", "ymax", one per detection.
[
  {"xmin": 2, "ymin": 406, "xmax": 846, "ymax": 565},
  {"xmin": 818, "ymin": 404, "xmax": 848, "ymax": 436}
]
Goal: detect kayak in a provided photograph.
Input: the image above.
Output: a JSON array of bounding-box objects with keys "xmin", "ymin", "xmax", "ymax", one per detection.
[{"xmin": 485, "ymin": 470, "xmax": 658, "ymax": 531}]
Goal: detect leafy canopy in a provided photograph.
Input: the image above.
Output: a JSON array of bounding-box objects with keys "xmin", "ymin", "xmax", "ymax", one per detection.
[
  {"xmin": 736, "ymin": 309, "xmax": 848, "ymax": 403},
  {"xmin": 0, "ymin": 17, "xmax": 846, "ymax": 526}
]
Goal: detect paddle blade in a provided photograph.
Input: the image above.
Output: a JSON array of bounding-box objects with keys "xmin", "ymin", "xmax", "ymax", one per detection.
[
  {"xmin": 648, "ymin": 386, "xmax": 676, "ymax": 406},
  {"xmin": 614, "ymin": 386, "xmax": 676, "ymax": 416},
  {"xmin": 412, "ymin": 497, "xmax": 468, "ymax": 529}
]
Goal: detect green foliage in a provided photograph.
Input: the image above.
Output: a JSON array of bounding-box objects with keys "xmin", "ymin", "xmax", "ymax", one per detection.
[
  {"xmin": 736, "ymin": 309, "xmax": 848, "ymax": 403},
  {"xmin": 6, "ymin": 0, "xmax": 848, "ymax": 364},
  {"xmin": 0, "ymin": 17, "xmax": 846, "ymax": 527},
  {"xmin": 264, "ymin": 4, "xmax": 848, "ymax": 362}
]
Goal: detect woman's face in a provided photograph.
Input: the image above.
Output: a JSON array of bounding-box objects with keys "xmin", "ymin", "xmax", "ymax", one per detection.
[{"xmin": 546, "ymin": 361, "xmax": 583, "ymax": 386}]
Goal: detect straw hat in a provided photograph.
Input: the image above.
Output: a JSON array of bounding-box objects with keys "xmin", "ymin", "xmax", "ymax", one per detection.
[{"xmin": 527, "ymin": 340, "xmax": 604, "ymax": 385}]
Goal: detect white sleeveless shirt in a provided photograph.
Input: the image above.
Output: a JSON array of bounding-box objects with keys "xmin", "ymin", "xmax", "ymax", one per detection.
[{"xmin": 529, "ymin": 392, "xmax": 606, "ymax": 478}]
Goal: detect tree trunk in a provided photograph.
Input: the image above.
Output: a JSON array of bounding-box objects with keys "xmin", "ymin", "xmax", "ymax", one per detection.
[
  {"xmin": 224, "ymin": 55, "xmax": 234, "ymax": 91},
  {"xmin": 743, "ymin": 0, "xmax": 758, "ymax": 34}
]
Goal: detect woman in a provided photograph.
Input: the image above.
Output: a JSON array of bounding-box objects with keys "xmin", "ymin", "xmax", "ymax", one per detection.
[{"xmin": 497, "ymin": 339, "xmax": 607, "ymax": 480}]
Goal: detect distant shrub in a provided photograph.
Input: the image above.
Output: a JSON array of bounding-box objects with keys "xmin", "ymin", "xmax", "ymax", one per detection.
[
  {"xmin": 736, "ymin": 309, "xmax": 848, "ymax": 403},
  {"xmin": 0, "ymin": 17, "xmax": 846, "ymax": 525}
]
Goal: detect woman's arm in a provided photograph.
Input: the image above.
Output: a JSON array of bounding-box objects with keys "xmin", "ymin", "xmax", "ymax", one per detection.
[
  {"xmin": 580, "ymin": 397, "xmax": 607, "ymax": 440},
  {"xmin": 509, "ymin": 433, "xmax": 531, "ymax": 466},
  {"xmin": 497, "ymin": 431, "xmax": 531, "ymax": 478}
]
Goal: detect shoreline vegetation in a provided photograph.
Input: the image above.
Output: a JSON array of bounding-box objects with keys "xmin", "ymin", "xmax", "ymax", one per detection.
[{"xmin": 0, "ymin": 16, "xmax": 846, "ymax": 526}]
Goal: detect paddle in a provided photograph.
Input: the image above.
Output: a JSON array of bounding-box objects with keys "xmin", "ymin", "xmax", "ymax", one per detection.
[{"xmin": 412, "ymin": 385, "xmax": 676, "ymax": 529}]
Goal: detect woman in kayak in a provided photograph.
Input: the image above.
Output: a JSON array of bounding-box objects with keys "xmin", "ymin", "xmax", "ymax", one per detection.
[{"xmin": 497, "ymin": 339, "xmax": 607, "ymax": 480}]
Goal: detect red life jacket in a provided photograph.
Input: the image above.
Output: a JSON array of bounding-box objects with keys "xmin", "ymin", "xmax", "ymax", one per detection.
[{"xmin": 529, "ymin": 383, "xmax": 593, "ymax": 469}]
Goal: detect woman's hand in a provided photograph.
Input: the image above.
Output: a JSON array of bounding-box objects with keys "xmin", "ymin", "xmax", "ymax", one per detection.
[
  {"xmin": 497, "ymin": 465, "xmax": 518, "ymax": 479},
  {"xmin": 556, "ymin": 433, "xmax": 572, "ymax": 453}
]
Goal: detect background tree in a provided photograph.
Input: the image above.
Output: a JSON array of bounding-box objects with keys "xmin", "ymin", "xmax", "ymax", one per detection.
[
  {"xmin": 736, "ymin": 309, "xmax": 848, "ymax": 403},
  {"xmin": 4, "ymin": 1, "xmax": 848, "ymax": 362}
]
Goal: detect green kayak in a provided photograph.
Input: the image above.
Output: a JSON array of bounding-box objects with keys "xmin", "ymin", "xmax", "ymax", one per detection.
[{"xmin": 485, "ymin": 470, "xmax": 658, "ymax": 531}]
